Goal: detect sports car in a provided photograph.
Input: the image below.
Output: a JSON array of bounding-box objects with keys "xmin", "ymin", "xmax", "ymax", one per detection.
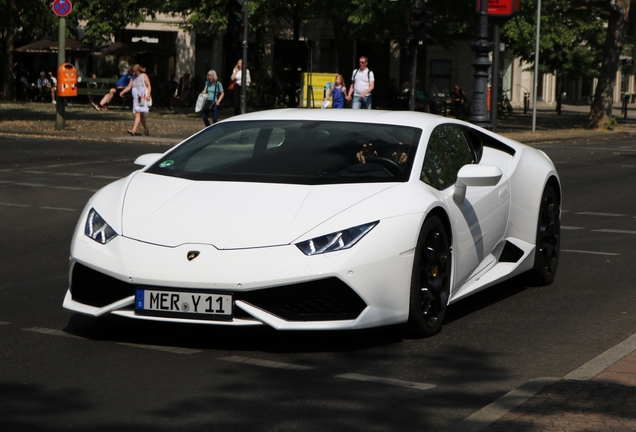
[{"xmin": 63, "ymin": 109, "xmax": 561, "ymax": 337}]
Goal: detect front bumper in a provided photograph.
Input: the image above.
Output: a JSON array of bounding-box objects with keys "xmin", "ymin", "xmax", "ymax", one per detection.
[{"xmin": 64, "ymin": 215, "xmax": 420, "ymax": 330}]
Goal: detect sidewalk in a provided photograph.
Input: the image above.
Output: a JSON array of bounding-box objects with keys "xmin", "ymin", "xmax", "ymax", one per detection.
[
  {"xmin": 447, "ymin": 334, "xmax": 636, "ymax": 432},
  {"xmin": 2, "ymin": 100, "xmax": 636, "ymax": 145}
]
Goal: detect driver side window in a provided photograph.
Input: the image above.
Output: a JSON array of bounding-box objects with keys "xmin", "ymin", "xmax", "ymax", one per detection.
[{"xmin": 421, "ymin": 125, "xmax": 474, "ymax": 190}]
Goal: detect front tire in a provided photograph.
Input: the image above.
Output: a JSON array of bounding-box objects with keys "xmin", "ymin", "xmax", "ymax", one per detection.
[
  {"xmin": 527, "ymin": 184, "xmax": 560, "ymax": 285},
  {"xmin": 406, "ymin": 216, "xmax": 451, "ymax": 338}
]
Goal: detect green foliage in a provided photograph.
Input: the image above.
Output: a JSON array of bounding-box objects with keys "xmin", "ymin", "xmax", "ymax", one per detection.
[
  {"xmin": 604, "ymin": 117, "xmax": 618, "ymax": 130},
  {"xmin": 502, "ymin": 0, "xmax": 607, "ymax": 79},
  {"xmin": 74, "ymin": 0, "xmax": 164, "ymax": 46}
]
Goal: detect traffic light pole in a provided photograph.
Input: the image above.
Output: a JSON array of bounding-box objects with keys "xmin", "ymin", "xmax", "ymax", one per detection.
[{"xmin": 240, "ymin": 1, "xmax": 248, "ymax": 114}]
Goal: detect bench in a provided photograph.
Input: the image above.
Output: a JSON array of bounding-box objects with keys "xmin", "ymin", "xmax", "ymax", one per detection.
[{"xmin": 75, "ymin": 78, "xmax": 131, "ymax": 108}]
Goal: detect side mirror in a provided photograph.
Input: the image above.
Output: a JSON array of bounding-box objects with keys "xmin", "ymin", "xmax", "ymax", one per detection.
[
  {"xmin": 453, "ymin": 164, "xmax": 503, "ymax": 203},
  {"xmin": 134, "ymin": 153, "xmax": 163, "ymax": 167}
]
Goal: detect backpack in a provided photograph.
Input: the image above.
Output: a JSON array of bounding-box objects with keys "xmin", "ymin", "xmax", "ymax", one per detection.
[{"xmin": 352, "ymin": 68, "xmax": 372, "ymax": 83}]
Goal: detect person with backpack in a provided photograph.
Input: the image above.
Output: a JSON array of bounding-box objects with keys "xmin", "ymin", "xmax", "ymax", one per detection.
[{"xmin": 348, "ymin": 56, "xmax": 375, "ymax": 109}]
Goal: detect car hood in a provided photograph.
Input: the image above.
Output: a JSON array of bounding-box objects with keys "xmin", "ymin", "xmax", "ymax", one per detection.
[{"xmin": 121, "ymin": 173, "xmax": 396, "ymax": 249}]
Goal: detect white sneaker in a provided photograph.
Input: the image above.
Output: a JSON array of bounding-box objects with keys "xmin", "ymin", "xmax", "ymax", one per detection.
[{"xmin": 52, "ymin": 100, "xmax": 56, "ymax": 104}]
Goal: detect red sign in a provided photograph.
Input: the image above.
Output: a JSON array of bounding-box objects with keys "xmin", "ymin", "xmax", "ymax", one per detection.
[
  {"xmin": 52, "ymin": 0, "xmax": 73, "ymax": 17},
  {"xmin": 477, "ymin": 0, "xmax": 520, "ymax": 17}
]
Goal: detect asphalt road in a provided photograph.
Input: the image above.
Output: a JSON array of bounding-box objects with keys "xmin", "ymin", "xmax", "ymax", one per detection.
[{"xmin": 1, "ymin": 135, "xmax": 635, "ymax": 431}]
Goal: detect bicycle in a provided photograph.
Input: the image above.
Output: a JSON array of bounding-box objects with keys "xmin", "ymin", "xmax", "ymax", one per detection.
[{"xmin": 497, "ymin": 93, "xmax": 513, "ymax": 116}]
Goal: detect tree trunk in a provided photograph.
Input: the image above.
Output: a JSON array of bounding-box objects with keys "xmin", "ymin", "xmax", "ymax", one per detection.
[
  {"xmin": 588, "ymin": 0, "xmax": 630, "ymax": 129},
  {"xmin": 2, "ymin": 0, "xmax": 16, "ymax": 101}
]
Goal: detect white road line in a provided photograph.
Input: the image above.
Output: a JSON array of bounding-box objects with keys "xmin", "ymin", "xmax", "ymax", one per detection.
[
  {"xmin": 337, "ymin": 373, "xmax": 436, "ymax": 390},
  {"xmin": 118, "ymin": 342, "xmax": 201, "ymax": 355},
  {"xmin": 0, "ymin": 202, "xmax": 31, "ymax": 207},
  {"xmin": 21, "ymin": 170, "xmax": 48, "ymax": 174},
  {"xmin": 51, "ymin": 186, "xmax": 90, "ymax": 191},
  {"xmin": 40, "ymin": 206, "xmax": 77, "ymax": 211},
  {"xmin": 220, "ymin": 355, "xmax": 314, "ymax": 371},
  {"xmin": 575, "ymin": 212, "xmax": 627, "ymax": 217},
  {"xmin": 0, "ymin": 321, "xmax": 10, "ymax": 325},
  {"xmin": 561, "ymin": 249, "xmax": 620, "ymax": 256},
  {"xmin": 594, "ymin": 229, "xmax": 636, "ymax": 235},
  {"xmin": 22, "ymin": 327, "xmax": 84, "ymax": 339},
  {"xmin": 561, "ymin": 226, "xmax": 585, "ymax": 230},
  {"xmin": 14, "ymin": 182, "xmax": 46, "ymax": 187}
]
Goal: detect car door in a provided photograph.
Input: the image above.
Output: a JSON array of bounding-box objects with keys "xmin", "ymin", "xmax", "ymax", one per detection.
[{"xmin": 420, "ymin": 124, "xmax": 510, "ymax": 290}]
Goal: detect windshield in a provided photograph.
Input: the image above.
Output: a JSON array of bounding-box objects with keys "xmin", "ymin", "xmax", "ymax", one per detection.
[{"xmin": 146, "ymin": 120, "xmax": 422, "ymax": 185}]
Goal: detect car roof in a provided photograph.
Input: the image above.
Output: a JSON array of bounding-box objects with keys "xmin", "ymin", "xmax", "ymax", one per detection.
[{"xmin": 221, "ymin": 108, "xmax": 457, "ymax": 129}]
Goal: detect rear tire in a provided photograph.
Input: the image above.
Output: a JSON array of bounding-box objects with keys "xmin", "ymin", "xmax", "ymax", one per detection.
[
  {"xmin": 405, "ymin": 216, "xmax": 451, "ymax": 338},
  {"xmin": 527, "ymin": 184, "xmax": 560, "ymax": 285}
]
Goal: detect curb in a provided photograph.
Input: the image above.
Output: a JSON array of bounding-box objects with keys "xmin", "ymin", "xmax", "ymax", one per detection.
[{"xmin": 444, "ymin": 332, "xmax": 636, "ymax": 432}]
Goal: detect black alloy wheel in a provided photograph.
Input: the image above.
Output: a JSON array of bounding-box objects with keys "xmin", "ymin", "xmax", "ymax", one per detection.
[
  {"xmin": 528, "ymin": 184, "xmax": 560, "ymax": 285},
  {"xmin": 406, "ymin": 215, "xmax": 451, "ymax": 338}
]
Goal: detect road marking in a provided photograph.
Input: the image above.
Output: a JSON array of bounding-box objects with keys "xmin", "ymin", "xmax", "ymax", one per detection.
[
  {"xmin": 575, "ymin": 212, "xmax": 627, "ymax": 217},
  {"xmin": 587, "ymin": 147, "xmax": 636, "ymax": 153},
  {"xmin": 14, "ymin": 182, "xmax": 46, "ymax": 187},
  {"xmin": 561, "ymin": 249, "xmax": 620, "ymax": 256},
  {"xmin": 594, "ymin": 229, "xmax": 636, "ymax": 235},
  {"xmin": 336, "ymin": 373, "xmax": 436, "ymax": 390},
  {"xmin": 561, "ymin": 226, "xmax": 585, "ymax": 230},
  {"xmin": 118, "ymin": 342, "xmax": 201, "ymax": 355},
  {"xmin": 0, "ymin": 321, "xmax": 10, "ymax": 325},
  {"xmin": 22, "ymin": 327, "xmax": 84, "ymax": 339},
  {"xmin": 51, "ymin": 186, "xmax": 91, "ymax": 191},
  {"xmin": 220, "ymin": 355, "xmax": 313, "ymax": 371},
  {"xmin": 0, "ymin": 202, "xmax": 31, "ymax": 207},
  {"xmin": 40, "ymin": 206, "xmax": 77, "ymax": 211}
]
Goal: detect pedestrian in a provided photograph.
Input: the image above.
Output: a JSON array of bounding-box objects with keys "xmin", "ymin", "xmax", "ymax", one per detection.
[
  {"xmin": 348, "ymin": 56, "xmax": 375, "ymax": 109},
  {"xmin": 324, "ymin": 74, "xmax": 349, "ymax": 108},
  {"xmin": 230, "ymin": 59, "xmax": 250, "ymax": 115},
  {"xmin": 119, "ymin": 64, "xmax": 151, "ymax": 136},
  {"xmin": 201, "ymin": 70, "xmax": 225, "ymax": 127},
  {"xmin": 37, "ymin": 71, "xmax": 55, "ymax": 104},
  {"xmin": 451, "ymin": 84, "xmax": 470, "ymax": 117},
  {"xmin": 93, "ymin": 66, "xmax": 134, "ymax": 111},
  {"xmin": 48, "ymin": 71, "xmax": 57, "ymax": 104}
]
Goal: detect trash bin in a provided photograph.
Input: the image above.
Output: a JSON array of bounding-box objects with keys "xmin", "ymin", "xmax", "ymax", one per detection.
[{"xmin": 57, "ymin": 63, "xmax": 78, "ymax": 97}]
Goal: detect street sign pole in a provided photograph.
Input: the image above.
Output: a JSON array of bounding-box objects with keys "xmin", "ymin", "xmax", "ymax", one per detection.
[
  {"xmin": 56, "ymin": 17, "xmax": 66, "ymax": 130},
  {"xmin": 240, "ymin": 0, "xmax": 248, "ymax": 114}
]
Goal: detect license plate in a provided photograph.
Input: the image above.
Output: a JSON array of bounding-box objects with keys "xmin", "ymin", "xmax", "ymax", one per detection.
[{"xmin": 135, "ymin": 289, "xmax": 233, "ymax": 321}]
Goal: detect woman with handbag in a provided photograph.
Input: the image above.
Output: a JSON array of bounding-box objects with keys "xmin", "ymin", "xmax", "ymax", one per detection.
[
  {"xmin": 201, "ymin": 70, "xmax": 225, "ymax": 127},
  {"xmin": 119, "ymin": 64, "xmax": 151, "ymax": 136},
  {"xmin": 230, "ymin": 59, "xmax": 250, "ymax": 116}
]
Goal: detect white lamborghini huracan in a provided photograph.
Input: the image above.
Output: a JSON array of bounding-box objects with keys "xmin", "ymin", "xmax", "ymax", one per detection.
[{"xmin": 64, "ymin": 109, "xmax": 560, "ymax": 337}]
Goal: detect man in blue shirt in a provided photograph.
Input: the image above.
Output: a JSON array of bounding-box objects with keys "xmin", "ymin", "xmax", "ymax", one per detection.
[{"xmin": 92, "ymin": 66, "xmax": 133, "ymax": 111}]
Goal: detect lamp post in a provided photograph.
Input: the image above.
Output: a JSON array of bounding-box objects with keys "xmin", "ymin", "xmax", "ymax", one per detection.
[{"xmin": 469, "ymin": 0, "xmax": 492, "ymax": 128}]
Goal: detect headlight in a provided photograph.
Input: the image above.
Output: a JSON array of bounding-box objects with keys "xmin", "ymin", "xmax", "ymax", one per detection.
[
  {"xmin": 296, "ymin": 222, "xmax": 378, "ymax": 256},
  {"xmin": 85, "ymin": 208, "xmax": 118, "ymax": 244}
]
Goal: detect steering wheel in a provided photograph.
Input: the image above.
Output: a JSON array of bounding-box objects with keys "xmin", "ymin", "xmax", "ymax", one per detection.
[{"xmin": 368, "ymin": 157, "xmax": 403, "ymax": 176}]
